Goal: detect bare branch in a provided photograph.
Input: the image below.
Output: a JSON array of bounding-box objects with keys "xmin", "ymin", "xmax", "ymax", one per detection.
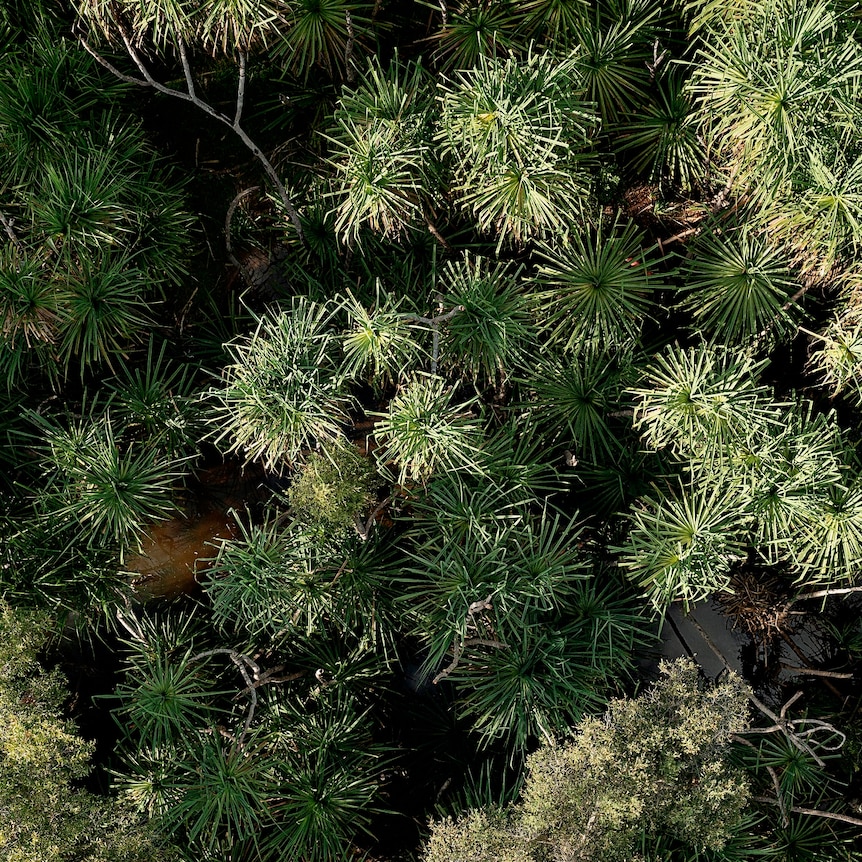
[
  {"xmin": 190, "ymin": 648, "xmax": 261, "ymax": 749},
  {"xmin": 787, "ymin": 584, "xmax": 862, "ymax": 607},
  {"xmin": 345, "ymin": 10, "xmax": 356, "ymax": 83},
  {"xmin": 355, "ymin": 495, "xmax": 392, "ymax": 540},
  {"xmin": 78, "ymin": 37, "xmax": 149, "ymax": 86},
  {"xmin": 733, "ymin": 734, "xmax": 788, "ymax": 826},
  {"xmin": 177, "ymin": 38, "xmax": 197, "ymax": 99},
  {"xmin": 0, "ymin": 210, "xmax": 22, "ymax": 249},
  {"xmin": 433, "ymin": 597, "xmax": 503, "ymax": 684},
  {"xmin": 756, "ymin": 797, "xmax": 862, "ymax": 827},
  {"xmin": 780, "ymin": 664, "xmax": 854, "ymax": 680},
  {"xmin": 234, "ymin": 51, "xmax": 247, "ymax": 127},
  {"xmin": 88, "ymin": 23, "xmax": 305, "ymax": 243},
  {"xmin": 423, "ymin": 212, "xmax": 452, "ymax": 250},
  {"xmin": 119, "ymin": 26, "xmax": 189, "ymax": 98}
]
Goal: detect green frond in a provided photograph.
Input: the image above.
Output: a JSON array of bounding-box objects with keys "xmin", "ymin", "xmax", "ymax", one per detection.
[
  {"xmin": 677, "ymin": 225, "xmax": 798, "ymax": 344},
  {"xmin": 534, "ymin": 214, "xmax": 661, "ymax": 351},
  {"xmin": 214, "ymin": 298, "xmax": 350, "ymax": 470},
  {"xmin": 372, "ymin": 375, "xmax": 484, "ymax": 484}
]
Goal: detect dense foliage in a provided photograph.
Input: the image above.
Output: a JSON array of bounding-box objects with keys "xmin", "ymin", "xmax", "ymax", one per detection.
[{"xmin": 0, "ymin": 0, "xmax": 861, "ymax": 859}]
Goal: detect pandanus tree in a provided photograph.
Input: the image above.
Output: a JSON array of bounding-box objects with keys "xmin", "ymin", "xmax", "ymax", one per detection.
[
  {"xmin": 0, "ymin": 33, "xmax": 191, "ymax": 386},
  {"xmin": 326, "ymin": 58, "xmax": 438, "ymax": 244},
  {"xmin": 214, "ymin": 298, "xmax": 351, "ymax": 471},
  {"xmin": 437, "ymin": 49, "xmax": 598, "ymax": 247},
  {"xmin": 688, "ymin": 0, "xmax": 862, "ymax": 280}
]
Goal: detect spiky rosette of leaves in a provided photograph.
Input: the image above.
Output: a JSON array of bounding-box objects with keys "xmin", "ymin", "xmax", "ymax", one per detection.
[
  {"xmin": 615, "ymin": 479, "xmax": 746, "ymax": 609},
  {"xmin": 768, "ymin": 148, "xmax": 862, "ymax": 276},
  {"xmin": 77, "ymin": 0, "xmax": 293, "ymax": 53},
  {"xmin": 789, "ymin": 480, "xmax": 862, "ymax": 584},
  {"xmin": 437, "ymin": 50, "xmax": 597, "ymax": 246},
  {"xmin": 431, "ymin": 1, "xmax": 522, "ymax": 72},
  {"xmin": 725, "ymin": 405, "xmax": 846, "ymax": 563},
  {"xmin": 449, "ymin": 576, "xmax": 651, "ymax": 753},
  {"xmin": 27, "ymin": 408, "xmax": 184, "ymax": 554},
  {"xmin": 534, "ymin": 215, "xmax": 662, "ymax": 352},
  {"xmin": 214, "ymin": 298, "xmax": 350, "ymax": 471},
  {"xmin": 677, "ymin": 224, "xmax": 798, "ymax": 344},
  {"xmin": 339, "ymin": 284, "xmax": 424, "ymax": 387},
  {"xmin": 687, "ymin": 0, "xmax": 862, "ymax": 201},
  {"xmin": 275, "ymin": 0, "xmax": 374, "ymax": 79},
  {"xmin": 617, "ymin": 68, "xmax": 706, "ymax": 191},
  {"xmin": 572, "ymin": 0, "xmax": 657, "ymax": 124},
  {"xmin": 522, "ymin": 348, "xmax": 638, "ymax": 461},
  {"xmin": 203, "ymin": 518, "xmax": 341, "ymax": 640},
  {"xmin": 805, "ymin": 314, "xmax": 862, "ymax": 404},
  {"xmin": 263, "ymin": 693, "xmax": 387, "ymax": 862},
  {"xmin": 372, "ymin": 375, "xmax": 484, "ymax": 484},
  {"xmin": 630, "ymin": 344, "xmax": 779, "ymax": 459},
  {"xmin": 326, "ymin": 58, "xmax": 435, "ymax": 244},
  {"xmin": 438, "ymin": 254, "xmax": 535, "ymax": 383}
]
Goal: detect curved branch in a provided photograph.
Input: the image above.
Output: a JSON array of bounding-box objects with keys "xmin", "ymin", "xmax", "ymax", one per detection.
[
  {"xmin": 225, "ymin": 185, "xmax": 259, "ymax": 271},
  {"xmin": 190, "ymin": 648, "xmax": 260, "ymax": 749}
]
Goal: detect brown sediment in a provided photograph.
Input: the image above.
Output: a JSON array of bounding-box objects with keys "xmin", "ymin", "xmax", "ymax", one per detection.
[{"xmin": 126, "ymin": 509, "xmax": 238, "ymax": 600}]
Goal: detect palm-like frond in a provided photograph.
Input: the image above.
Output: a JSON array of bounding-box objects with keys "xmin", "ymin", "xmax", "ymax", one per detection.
[
  {"xmin": 617, "ymin": 69, "xmax": 705, "ymax": 191},
  {"xmin": 437, "ymin": 50, "xmax": 597, "ymax": 246},
  {"xmin": 769, "ymin": 148, "xmax": 862, "ymax": 275},
  {"xmin": 78, "ymin": 0, "xmax": 292, "ymax": 53},
  {"xmin": 326, "ymin": 58, "xmax": 435, "ymax": 243},
  {"xmin": 372, "ymin": 375, "xmax": 484, "ymax": 484},
  {"xmin": 534, "ymin": 215, "xmax": 661, "ymax": 352},
  {"xmin": 677, "ymin": 225, "xmax": 798, "ymax": 344},
  {"xmin": 630, "ymin": 344, "xmax": 778, "ymax": 458},
  {"xmin": 616, "ymin": 479, "xmax": 745, "ymax": 609},
  {"xmin": 215, "ymin": 298, "xmax": 350, "ymax": 470},
  {"xmin": 438, "ymin": 254, "xmax": 535, "ymax": 383},
  {"xmin": 114, "ymin": 647, "xmax": 221, "ymax": 751},
  {"xmin": 106, "ymin": 338, "xmax": 202, "ymax": 456},
  {"xmin": 431, "ymin": 1, "xmax": 522, "ymax": 72},
  {"xmin": 265, "ymin": 695, "xmax": 385, "ymax": 862},
  {"xmin": 727, "ymin": 405, "xmax": 845, "ymax": 562}
]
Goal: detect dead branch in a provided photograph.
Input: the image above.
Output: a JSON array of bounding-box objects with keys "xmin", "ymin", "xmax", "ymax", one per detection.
[
  {"xmin": 190, "ymin": 648, "xmax": 261, "ymax": 749},
  {"xmin": 733, "ymin": 734, "xmax": 788, "ymax": 826},
  {"xmin": 787, "ymin": 584, "xmax": 862, "ymax": 608},
  {"xmin": 684, "ymin": 613, "xmax": 844, "ymax": 767},
  {"xmin": 345, "ymin": 10, "xmax": 356, "ymax": 82},
  {"xmin": 78, "ymin": 31, "xmax": 304, "ymax": 243},
  {"xmin": 355, "ymin": 495, "xmax": 392, "ymax": 540},
  {"xmin": 779, "ymin": 664, "xmax": 854, "ymax": 680},
  {"xmin": 438, "ymin": 0, "xmax": 448, "ymax": 27},
  {"xmin": 0, "ymin": 210, "xmax": 22, "ymax": 249},
  {"xmin": 755, "ymin": 797, "xmax": 862, "ymax": 827},
  {"xmin": 402, "ymin": 304, "xmax": 465, "ymax": 374},
  {"xmin": 433, "ymin": 596, "xmax": 503, "ymax": 684}
]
